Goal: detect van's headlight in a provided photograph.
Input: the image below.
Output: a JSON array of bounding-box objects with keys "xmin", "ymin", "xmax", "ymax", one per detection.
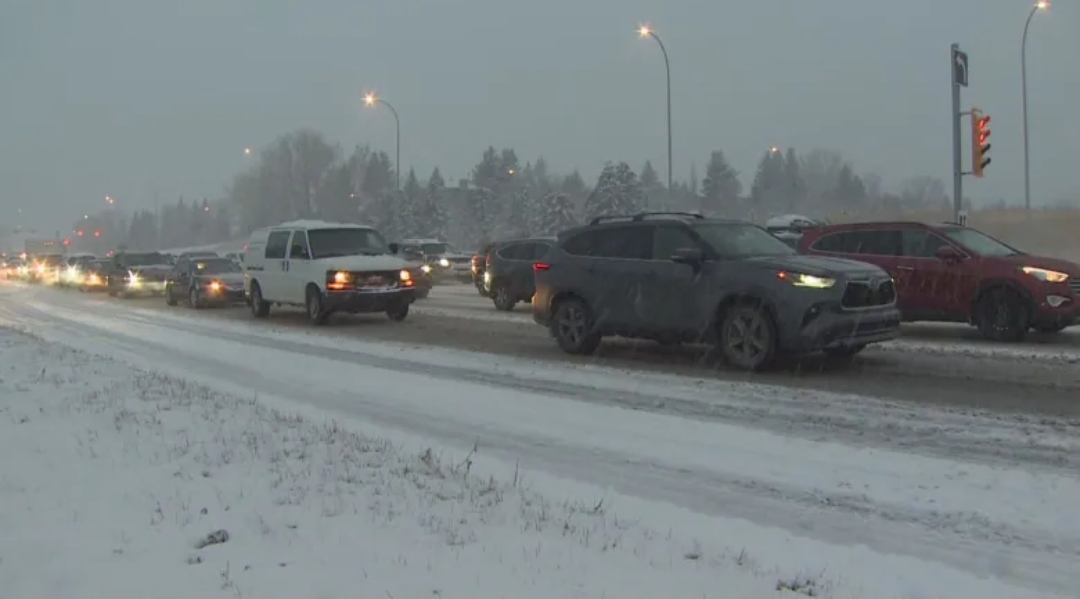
[
  {"xmin": 127, "ymin": 271, "xmax": 140, "ymax": 285},
  {"xmin": 1021, "ymin": 266, "xmax": 1069, "ymax": 283},
  {"xmin": 778, "ymin": 271, "xmax": 836, "ymax": 289},
  {"xmin": 438, "ymin": 258, "xmax": 450, "ymax": 267},
  {"xmin": 420, "ymin": 264, "xmax": 432, "ymax": 274},
  {"xmin": 399, "ymin": 269, "xmax": 412, "ymax": 282}
]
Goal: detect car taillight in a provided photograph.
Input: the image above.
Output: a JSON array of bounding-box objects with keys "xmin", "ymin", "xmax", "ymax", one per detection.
[{"xmin": 532, "ymin": 261, "xmax": 550, "ymax": 271}]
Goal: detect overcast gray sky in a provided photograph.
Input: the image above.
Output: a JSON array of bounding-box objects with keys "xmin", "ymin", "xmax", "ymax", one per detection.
[{"xmin": 2, "ymin": 0, "xmax": 1077, "ymax": 230}]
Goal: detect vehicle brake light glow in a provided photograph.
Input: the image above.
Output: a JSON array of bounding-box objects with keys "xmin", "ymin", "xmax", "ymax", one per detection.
[{"xmin": 532, "ymin": 261, "xmax": 550, "ymax": 271}]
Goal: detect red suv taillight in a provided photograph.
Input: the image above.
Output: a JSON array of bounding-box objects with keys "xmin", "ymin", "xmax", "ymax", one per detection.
[{"xmin": 532, "ymin": 261, "xmax": 550, "ymax": 271}]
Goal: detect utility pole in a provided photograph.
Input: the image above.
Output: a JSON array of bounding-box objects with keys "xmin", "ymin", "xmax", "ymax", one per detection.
[{"xmin": 950, "ymin": 44, "xmax": 969, "ymax": 222}]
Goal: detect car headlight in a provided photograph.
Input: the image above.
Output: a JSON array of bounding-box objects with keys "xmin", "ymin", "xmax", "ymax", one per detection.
[
  {"xmin": 779, "ymin": 271, "xmax": 836, "ymax": 289},
  {"xmin": 438, "ymin": 258, "xmax": 450, "ymax": 267},
  {"xmin": 1021, "ymin": 266, "xmax": 1069, "ymax": 283},
  {"xmin": 35, "ymin": 264, "xmax": 45, "ymax": 273},
  {"xmin": 208, "ymin": 281, "xmax": 221, "ymax": 291},
  {"xmin": 399, "ymin": 269, "xmax": 412, "ymax": 282},
  {"xmin": 127, "ymin": 271, "xmax": 140, "ymax": 285},
  {"xmin": 420, "ymin": 264, "xmax": 432, "ymax": 274}
]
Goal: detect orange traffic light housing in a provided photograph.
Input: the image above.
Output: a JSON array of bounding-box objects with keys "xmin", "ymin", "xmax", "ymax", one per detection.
[{"xmin": 971, "ymin": 108, "xmax": 991, "ymax": 178}]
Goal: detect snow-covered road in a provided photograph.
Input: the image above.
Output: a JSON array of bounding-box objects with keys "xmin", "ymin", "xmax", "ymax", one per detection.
[{"xmin": 1, "ymin": 283, "xmax": 1078, "ymax": 595}]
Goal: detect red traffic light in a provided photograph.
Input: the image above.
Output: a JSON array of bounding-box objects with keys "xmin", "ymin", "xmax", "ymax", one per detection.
[
  {"xmin": 77, "ymin": 229, "xmax": 84, "ymax": 236},
  {"xmin": 93, "ymin": 230, "xmax": 101, "ymax": 237},
  {"xmin": 62, "ymin": 238, "xmax": 70, "ymax": 246}
]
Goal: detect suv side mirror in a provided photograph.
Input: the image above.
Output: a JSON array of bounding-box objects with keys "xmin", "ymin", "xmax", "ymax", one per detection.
[
  {"xmin": 934, "ymin": 245, "xmax": 962, "ymax": 262},
  {"xmin": 388, "ymin": 243, "xmax": 399, "ymax": 254},
  {"xmin": 671, "ymin": 247, "xmax": 705, "ymax": 266}
]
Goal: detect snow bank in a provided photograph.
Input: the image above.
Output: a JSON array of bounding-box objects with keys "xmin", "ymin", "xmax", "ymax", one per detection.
[{"xmin": 0, "ymin": 328, "xmax": 818, "ymax": 599}]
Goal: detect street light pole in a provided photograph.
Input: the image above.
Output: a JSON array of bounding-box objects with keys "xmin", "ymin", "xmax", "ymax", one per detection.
[
  {"xmin": 639, "ymin": 25, "xmax": 673, "ymax": 199},
  {"xmin": 364, "ymin": 93, "xmax": 401, "ymax": 191},
  {"xmin": 1021, "ymin": 1, "xmax": 1048, "ymax": 211}
]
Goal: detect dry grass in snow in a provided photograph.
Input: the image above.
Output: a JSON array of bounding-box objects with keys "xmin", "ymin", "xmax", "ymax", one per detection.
[{"xmin": 0, "ymin": 328, "xmax": 822, "ymax": 599}]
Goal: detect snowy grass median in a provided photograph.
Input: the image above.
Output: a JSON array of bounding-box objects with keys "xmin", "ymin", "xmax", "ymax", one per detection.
[{"xmin": 0, "ymin": 328, "xmax": 821, "ymax": 599}]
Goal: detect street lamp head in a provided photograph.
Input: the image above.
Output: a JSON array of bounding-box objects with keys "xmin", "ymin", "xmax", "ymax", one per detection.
[
  {"xmin": 363, "ymin": 92, "xmax": 377, "ymax": 106},
  {"xmin": 638, "ymin": 24, "xmax": 651, "ymax": 38},
  {"xmin": 770, "ymin": 146, "xmax": 780, "ymax": 153},
  {"xmin": 244, "ymin": 147, "xmax": 252, "ymax": 155},
  {"xmin": 1036, "ymin": 1, "xmax": 1049, "ymax": 9}
]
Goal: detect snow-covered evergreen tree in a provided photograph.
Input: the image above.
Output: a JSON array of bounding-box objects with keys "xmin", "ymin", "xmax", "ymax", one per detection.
[
  {"xmin": 534, "ymin": 192, "xmax": 577, "ymax": 235},
  {"xmin": 467, "ymin": 186, "xmax": 497, "ymax": 242},
  {"xmin": 584, "ymin": 162, "xmax": 643, "ymax": 219},
  {"xmin": 423, "ymin": 167, "xmax": 449, "ymax": 239},
  {"xmin": 700, "ymin": 150, "xmax": 742, "ymax": 215},
  {"xmin": 401, "ymin": 168, "xmax": 423, "ymax": 237},
  {"xmin": 504, "ymin": 187, "xmax": 532, "ymax": 236},
  {"xmin": 639, "ymin": 160, "xmax": 665, "ymax": 209}
]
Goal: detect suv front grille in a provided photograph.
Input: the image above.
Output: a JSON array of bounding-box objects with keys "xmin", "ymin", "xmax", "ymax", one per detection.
[
  {"xmin": 1068, "ymin": 277, "xmax": 1080, "ymax": 296},
  {"xmin": 841, "ymin": 279, "xmax": 895, "ymax": 309},
  {"xmin": 349, "ymin": 270, "xmax": 401, "ymax": 288}
]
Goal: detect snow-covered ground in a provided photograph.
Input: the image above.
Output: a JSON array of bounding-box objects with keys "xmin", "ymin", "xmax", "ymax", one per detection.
[
  {"xmin": 1, "ymin": 329, "xmax": 810, "ymax": 598},
  {"xmin": 2, "ymin": 282, "xmax": 1079, "ymax": 598}
]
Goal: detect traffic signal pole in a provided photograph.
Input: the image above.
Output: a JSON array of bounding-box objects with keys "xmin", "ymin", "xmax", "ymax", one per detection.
[{"xmin": 950, "ymin": 44, "xmax": 965, "ymax": 223}]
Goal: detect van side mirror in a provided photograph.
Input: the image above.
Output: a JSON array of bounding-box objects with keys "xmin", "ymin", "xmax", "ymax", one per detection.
[
  {"xmin": 388, "ymin": 243, "xmax": 399, "ymax": 254},
  {"xmin": 934, "ymin": 245, "xmax": 962, "ymax": 262},
  {"xmin": 671, "ymin": 247, "xmax": 705, "ymax": 266}
]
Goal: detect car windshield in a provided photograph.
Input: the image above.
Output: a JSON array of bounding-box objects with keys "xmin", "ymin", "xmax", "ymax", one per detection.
[
  {"xmin": 122, "ymin": 253, "xmax": 168, "ymax": 266},
  {"xmin": 693, "ymin": 223, "xmax": 797, "ymax": 258},
  {"xmin": 939, "ymin": 226, "xmax": 1020, "ymax": 256},
  {"xmin": 308, "ymin": 228, "xmax": 389, "ymax": 259},
  {"xmin": 421, "ymin": 242, "xmax": 452, "ymax": 255},
  {"xmin": 193, "ymin": 259, "xmax": 241, "ymax": 274},
  {"xmin": 40, "ymin": 255, "xmax": 64, "ymax": 265}
]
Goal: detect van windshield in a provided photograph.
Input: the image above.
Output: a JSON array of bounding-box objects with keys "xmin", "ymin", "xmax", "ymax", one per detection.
[{"xmin": 308, "ymin": 228, "xmax": 389, "ymax": 259}]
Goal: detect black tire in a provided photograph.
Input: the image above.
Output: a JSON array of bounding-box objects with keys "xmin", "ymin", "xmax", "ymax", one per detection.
[
  {"xmin": 476, "ymin": 281, "xmax": 489, "ymax": 297},
  {"xmin": 189, "ymin": 286, "xmax": 203, "ymax": 309},
  {"xmin": 975, "ymin": 287, "xmax": 1029, "ymax": 342},
  {"xmin": 551, "ymin": 297, "xmax": 601, "ymax": 355},
  {"xmin": 386, "ymin": 300, "xmax": 410, "ymax": 321},
  {"xmin": 249, "ymin": 282, "xmax": 270, "ymax": 318},
  {"xmin": 492, "ymin": 285, "xmax": 516, "ymax": 311},
  {"xmin": 165, "ymin": 285, "xmax": 177, "ymax": 306},
  {"xmin": 718, "ymin": 302, "xmax": 778, "ymax": 371},
  {"xmin": 1033, "ymin": 323, "xmax": 1067, "ymax": 334},
  {"xmin": 305, "ymin": 286, "xmax": 329, "ymax": 324}
]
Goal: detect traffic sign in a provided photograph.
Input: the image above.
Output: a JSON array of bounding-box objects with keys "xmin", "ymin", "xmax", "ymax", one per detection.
[{"xmin": 952, "ymin": 48, "xmax": 969, "ymax": 87}]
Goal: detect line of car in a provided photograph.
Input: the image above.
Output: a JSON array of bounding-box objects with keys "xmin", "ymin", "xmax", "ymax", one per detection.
[{"xmin": 12, "ymin": 212, "xmax": 1079, "ymax": 372}]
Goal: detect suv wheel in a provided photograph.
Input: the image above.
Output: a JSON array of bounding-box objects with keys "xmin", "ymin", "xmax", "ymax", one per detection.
[
  {"xmin": 189, "ymin": 286, "xmax": 202, "ymax": 309},
  {"xmin": 552, "ymin": 298, "xmax": 601, "ymax": 355},
  {"xmin": 306, "ymin": 286, "xmax": 329, "ymax": 325},
  {"xmin": 718, "ymin": 302, "xmax": 778, "ymax": 371},
  {"xmin": 165, "ymin": 285, "xmax": 177, "ymax": 306},
  {"xmin": 975, "ymin": 288, "xmax": 1028, "ymax": 342},
  {"xmin": 492, "ymin": 285, "xmax": 516, "ymax": 311},
  {"xmin": 249, "ymin": 282, "xmax": 270, "ymax": 318}
]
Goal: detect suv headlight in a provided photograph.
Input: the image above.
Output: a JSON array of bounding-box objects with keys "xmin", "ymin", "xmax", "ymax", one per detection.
[
  {"xmin": 1021, "ymin": 266, "xmax": 1068, "ymax": 283},
  {"xmin": 438, "ymin": 258, "xmax": 450, "ymax": 267},
  {"xmin": 420, "ymin": 264, "xmax": 432, "ymax": 274},
  {"xmin": 779, "ymin": 271, "xmax": 836, "ymax": 289}
]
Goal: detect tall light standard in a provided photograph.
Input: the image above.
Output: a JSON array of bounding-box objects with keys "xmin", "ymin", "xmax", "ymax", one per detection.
[
  {"xmin": 638, "ymin": 24, "xmax": 673, "ymax": 196},
  {"xmin": 364, "ymin": 92, "xmax": 401, "ymax": 191},
  {"xmin": 1021, "ymin": 1, "xmax": 1049, "ymax": 211}
]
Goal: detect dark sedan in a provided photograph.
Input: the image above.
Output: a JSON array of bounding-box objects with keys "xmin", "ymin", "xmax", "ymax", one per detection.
[{"xmin": 165, "ymin": 257, "xmax": 245, "ymax": 308}]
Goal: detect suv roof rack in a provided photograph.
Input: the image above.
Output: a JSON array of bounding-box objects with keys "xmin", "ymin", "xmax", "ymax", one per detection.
[{"xmin": 587, "ymin": 211, "xmax": 704, "ymax": 226}]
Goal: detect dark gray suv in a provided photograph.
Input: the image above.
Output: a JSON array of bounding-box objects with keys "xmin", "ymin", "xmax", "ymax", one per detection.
[{"xmin": 531, "ymin": 212, "xmax": 901, "ymax": 370}]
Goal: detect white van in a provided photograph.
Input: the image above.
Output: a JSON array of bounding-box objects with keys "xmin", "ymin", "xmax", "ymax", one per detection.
[{"xmin": 243, "ymin": 220, "xmax": 416, "ymax": 324}]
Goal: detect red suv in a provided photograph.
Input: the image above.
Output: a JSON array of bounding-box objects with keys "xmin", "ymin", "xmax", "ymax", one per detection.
[{"xmin": 797, "ymin": 221, "xmax": 1080, "ymax": 341}]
